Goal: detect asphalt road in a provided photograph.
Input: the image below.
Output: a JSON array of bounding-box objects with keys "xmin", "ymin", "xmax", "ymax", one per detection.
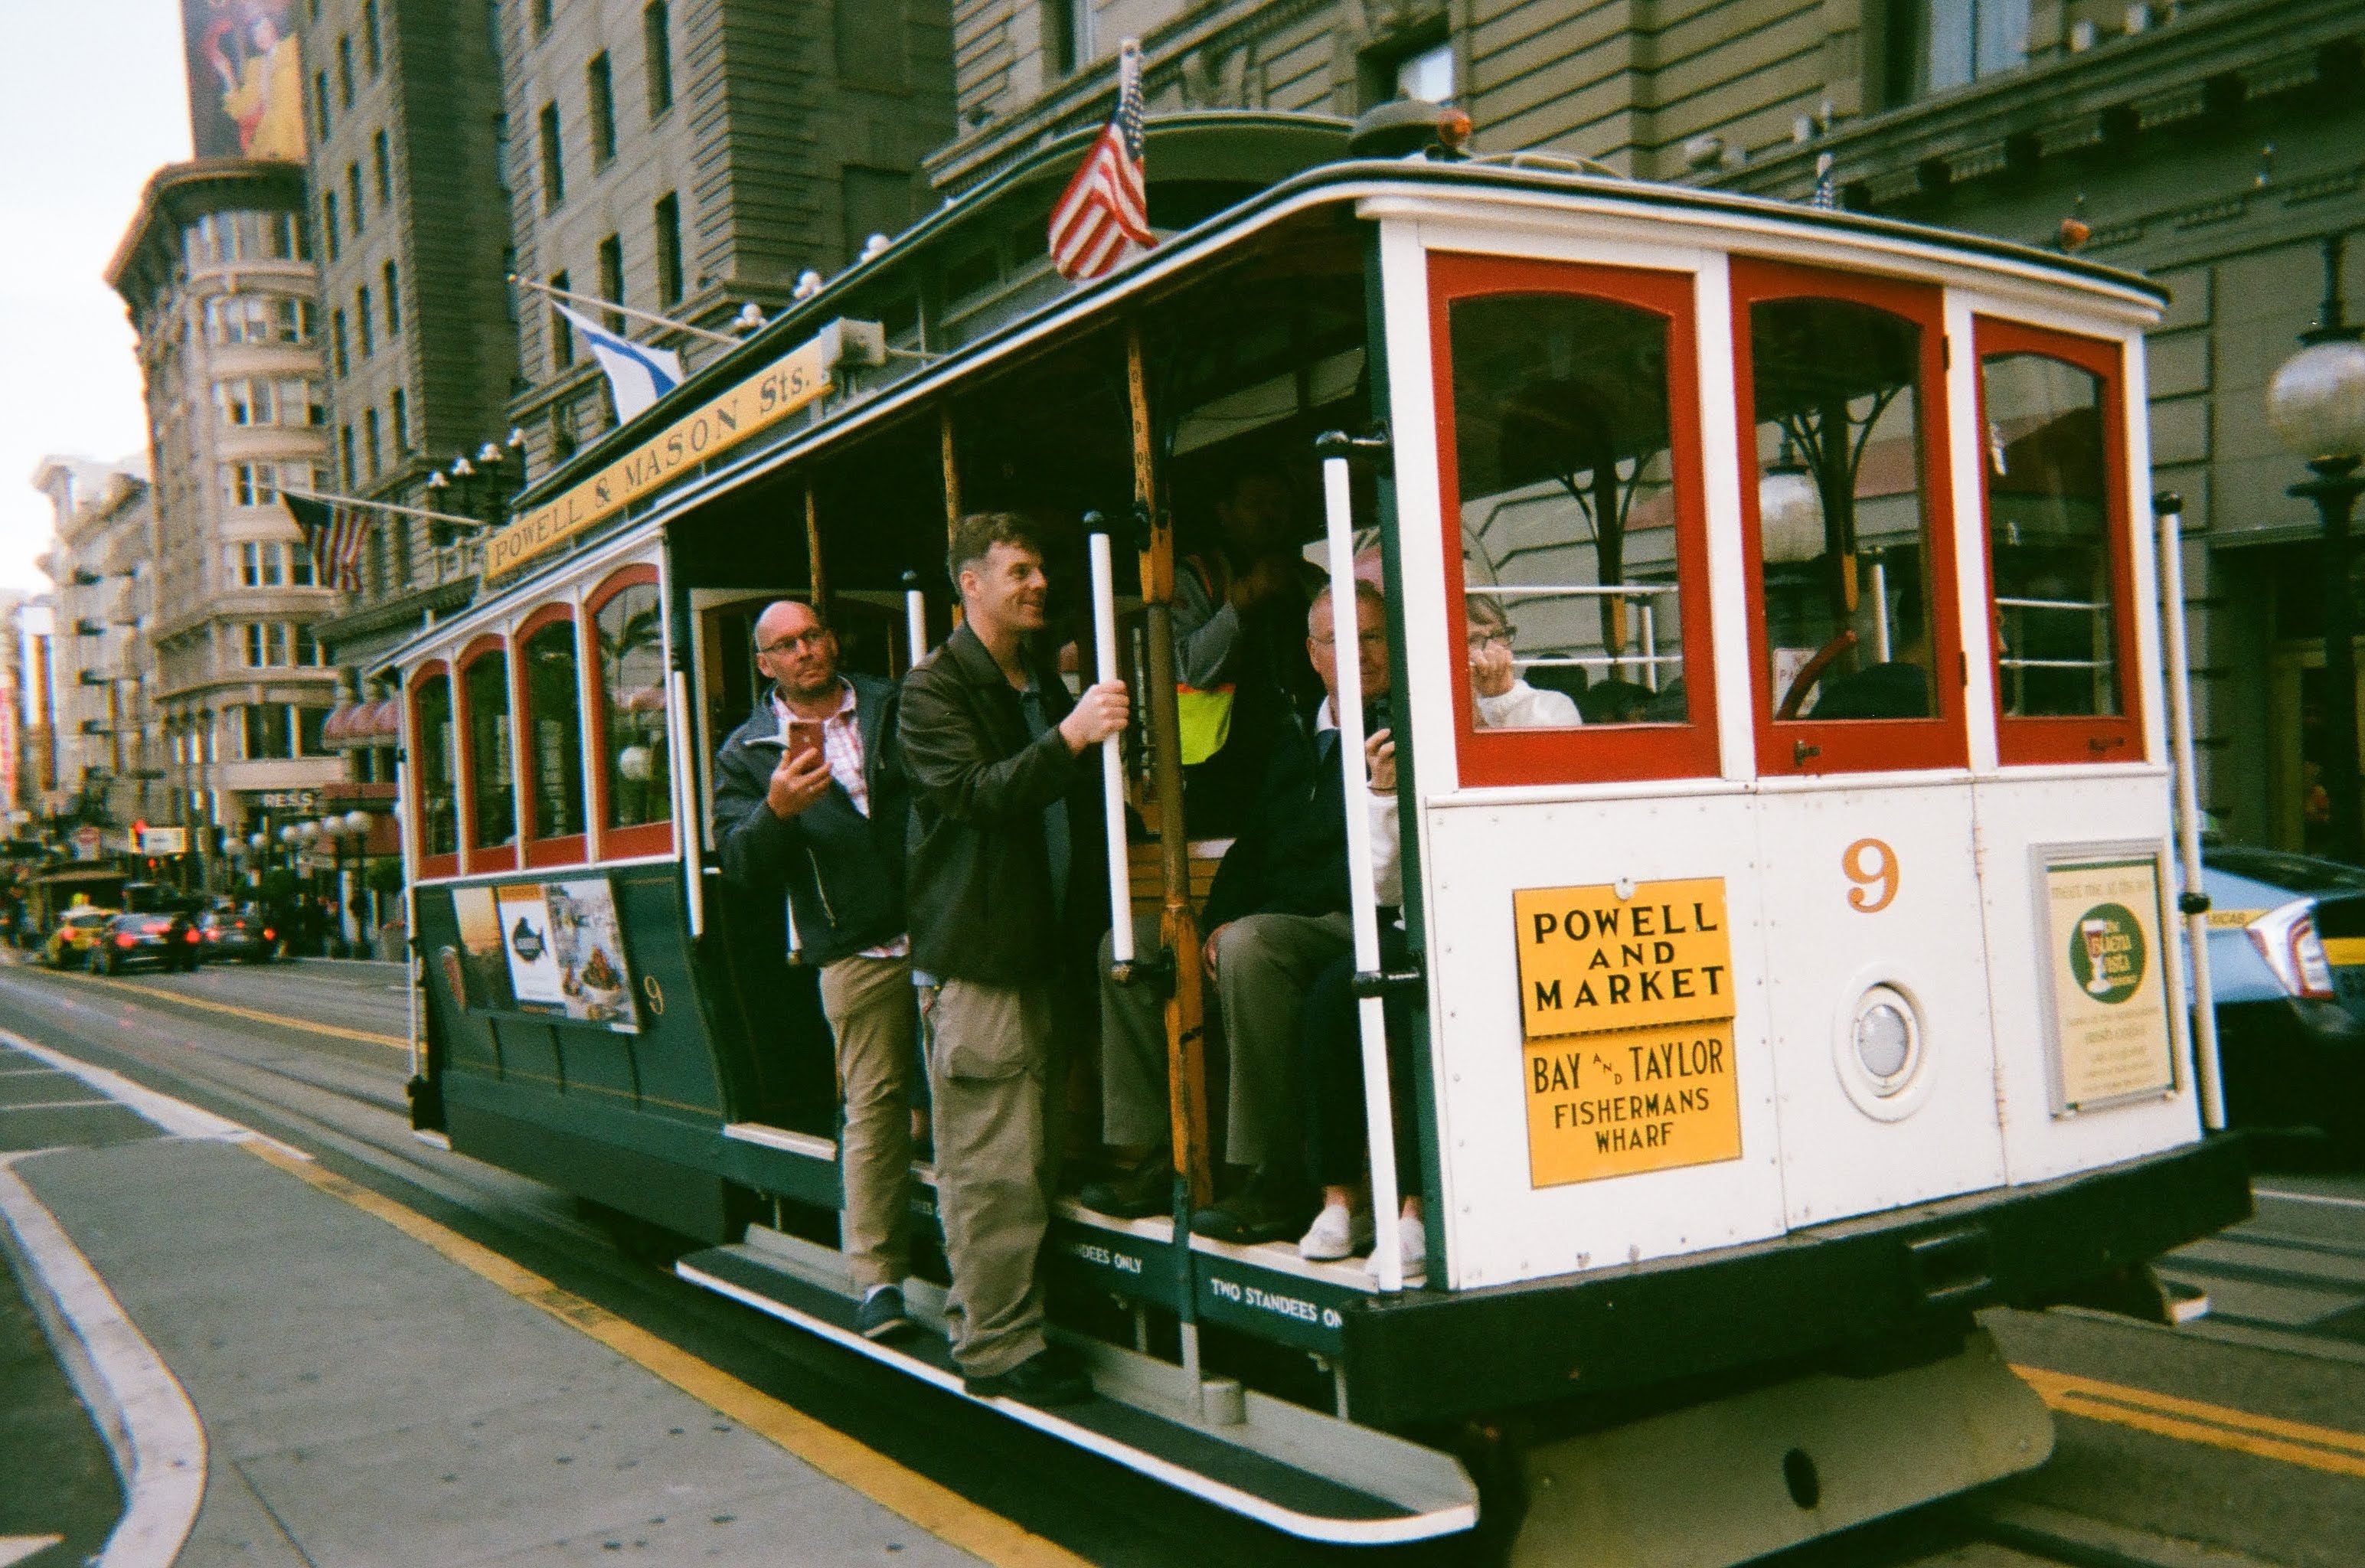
[{"xmin": 2, "ymin": 952, "xmax": 2358, "ymax": 1568}]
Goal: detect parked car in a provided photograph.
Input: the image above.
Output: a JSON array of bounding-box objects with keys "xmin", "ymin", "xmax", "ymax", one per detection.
[
  {"xmin": 2201, "ymin": 844, "xmax": 2365, "ymax": 1155},
  {"xmin": 41, "ymin": 906, "xmax": 119, "ymax": 969},
  {"xmin": 195, "ymin": 903, "xmax": 276, "ymax": 963},
  {"xmin": 89, "ymin": 910, "xmax": 201, "ymax": 975}
]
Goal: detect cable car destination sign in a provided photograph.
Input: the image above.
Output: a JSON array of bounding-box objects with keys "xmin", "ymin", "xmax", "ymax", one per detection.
[
  {"xmin": 1511, "ymin": 877, "xmax": 1743, "ymax": 1187},
  {"xmin": 484, "ymin": 319, "xmax": 886, "ymax": 581}
]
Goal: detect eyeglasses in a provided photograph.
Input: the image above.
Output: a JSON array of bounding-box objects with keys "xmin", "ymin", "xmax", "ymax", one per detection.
[
  {"xmin": 1466, "ymin": 626, "xmax": 1516, "ymax": 650},
  {"xmin": 1311, "ymin": 629, "xmax": 1388, "ymax": 648},
  {"xmin": 757, "ymin": 629, "xmax": 830, "ymax": 657}
]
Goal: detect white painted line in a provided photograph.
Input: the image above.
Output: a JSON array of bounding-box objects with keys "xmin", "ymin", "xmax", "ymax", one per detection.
[
  {"xmin": 0, "ymin": 1158, "xmax": 205, "ymax": 1568},
  {"xmin": 2255, "ymin": 1187, "xmax": 2365, "ymax": 1212},
  {"xmin": 0, "ymin": 1099, "xmax": 116, "ymax": 1112},
  {"xmin": 0, "ymin": 1029, "xmax": 247, "ymax": 1142}
]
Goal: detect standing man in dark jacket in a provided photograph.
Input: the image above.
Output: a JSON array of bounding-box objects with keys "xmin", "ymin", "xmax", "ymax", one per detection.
[
  {"xmin": 900, "ymin": 512, "xmax": 1128, "ymax": 1406},
  {"xmin": 714, "ymin": 599, "xmax": 918, "ymax": 1341}
]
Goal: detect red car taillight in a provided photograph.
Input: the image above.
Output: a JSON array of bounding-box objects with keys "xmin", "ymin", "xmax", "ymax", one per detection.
[
  {"xmin": 263, "ymin": 928, "xmax": 276, "ymax": 940},
  {"xmin": 185, "ymin": 929, "xmax": 200, "ymax": 943},
  {"xmin": 114, "ymin": 933, "xmax": 136, "ymax": 948}
]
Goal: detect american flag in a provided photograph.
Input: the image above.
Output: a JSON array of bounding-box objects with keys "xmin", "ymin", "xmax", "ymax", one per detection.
[
  {"xmin": 283, "ymin": 492, "xmax": 368, "ymax": 592},
  {"xmin": 1048, "ymin": 39, "xmax": 1155, "ymax": 282},
  {"xmin": 1808, "ymin": 152, "xmax": 1838, "ymax": 211}
]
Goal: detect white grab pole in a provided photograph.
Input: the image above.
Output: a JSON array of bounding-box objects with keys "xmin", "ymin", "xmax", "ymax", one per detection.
[
  {"xmin": 1089, "ymin": 534, "xmax": 1133, "ymax": 966},
  {"xmin": 1321, "ymin": 454, "xmax": 1403, "ymax": 1294},
  {"xmin": 2158, "ymin": 498, "xmax": 2223, "ymax": 1130},
  {"xmin": 904, "ymin": 580, "xmax": 928, "ymax": 669}
]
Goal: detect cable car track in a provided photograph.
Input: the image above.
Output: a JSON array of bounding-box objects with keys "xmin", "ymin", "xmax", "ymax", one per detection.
[{"xmin": 0, "ymin": 960, "xmax": 2306, "ymax": 1568}]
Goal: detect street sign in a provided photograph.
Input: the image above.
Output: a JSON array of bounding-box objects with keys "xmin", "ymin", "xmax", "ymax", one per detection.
[
  {"xmin": 137, "ymin": 827, "xmax": 188, "ymax": 856},
  {"xmin": 70, "ymin": 825, "xmax": 101, "ymax": 861}
]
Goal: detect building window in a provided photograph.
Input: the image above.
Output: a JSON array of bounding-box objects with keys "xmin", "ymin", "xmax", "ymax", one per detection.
[
  {"xmin": 644, "ymin": 2, "xmax": 673, "ymax": 117},
  {"xmin": 1394, "ymin": 39, "xmax": 1455, "ymax": 102},
  {"xmin": 383, "ymin": 260, "xmax": 401, "ymax": 335},
  {"xmin": 239, "ymin": 542, "xmax": 286, "ymax": 588},
  {"xmin": 372, "ymin": 129, "xmax": 393, "ymax": 207},
  {"xmin": 655, "ymin": 192, "xmax": 683, "ymax": 306},
  {"xmin": 364, "ymin": 407, "xmax": 382, "ymax": 477},
  {"xmin": 548, "ymin": 269, "xmax": 573, "ymax": 370},
  {"xmin": 314, "ymin": 69, "xmax": 332, "ymax": 140},
  {"xmin": 531, "ymin": 0, "xmax": 553, "ymax": 36},
  {"xmin": 331, "ymin": 309, "xmax": 350, "ymax": 376},
  {"xmin": 538, "ymin": 103, "xmax": 564, "ymax": 211},
  {"xmin": 597, "ymin": 234, "xmax": 624, "ymax": 331},
  {"xmin": 588, "ymin": 52, "xmax": 616, "ymax": 165},
  {"xmin": 391, "ymin": 518, "xmax": 412, "ymax": 586},
  {"xmin": 291, "ymin": 541, "xmax": 316, "ymax": 586},
  {"xmin": 242, "ymin": 704, "xmax": 294, "ymax": 760},
  {"xmin": 298, "ymin": 706, "xmax": 330, "ymax": 753},
  {"xmin": 337, "ymin": 34, "xmax": 354, "ymax": 106},
  {"xmin": 279, "ymin": 296, "xmax": 315, "ymax": 342},
  {"xmin": 340, "ymin": 425, "xmax": 358, "ymax": 487},
  {"xmin": 321, "ymin": 192, "xmax": 339, "ymax": 262},
  {"xmin": 390, "ymin": 387, "xmax": 410, "ymax": 453},
  {"xmin": 223, "ymin": 463, "xmax": 313, "ymax": 507},
  {"xmin": 1886, "ymin": 0, "xmax": 2030, "ymax": 102},
  {"xmin": 550, "ymin": 402, "xmax": 577, "ymax": 462},
  {"xmin": 364, "ymin": 0, "xmax": 381, "ymax": 73},
  {"xmin": 1043, "ymin": 0, "xmax": 1084, "ymax": 77},
  {"xmin": 357, "ymin": 286, "xmax": 374, "ymax": 356},
  {"xmin": 243, "ymin": 622, "xmax": 293, "ymax": 668},
  {"xmin": 348, "ymin": 162, "xmax": 365, "ymax": 232}
]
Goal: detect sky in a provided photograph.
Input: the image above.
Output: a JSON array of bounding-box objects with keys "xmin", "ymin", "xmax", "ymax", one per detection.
[{"xmin": 0, "ymin": 0, "xmax": 194, "ymax": 592}]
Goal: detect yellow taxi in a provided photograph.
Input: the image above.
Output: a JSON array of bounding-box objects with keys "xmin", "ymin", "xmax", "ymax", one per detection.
[{"xmin": 43, "ymin": 906, "xmax": 120, "ymax": 969}]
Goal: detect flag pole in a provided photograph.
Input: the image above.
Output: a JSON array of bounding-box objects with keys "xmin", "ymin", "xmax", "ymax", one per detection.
[
  {"xmin": 279, "ymin": 485, "xmax": 490, "ymax": 532},
  {"xmin": 506, "ymin": 273, "xmax": 743, "ymax": 347}
]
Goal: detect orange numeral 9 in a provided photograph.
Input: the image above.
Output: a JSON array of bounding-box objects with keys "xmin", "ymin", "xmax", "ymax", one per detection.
[{"xmin": 1843, "ymin": 838, "xmax": 1898, "ymax": 913}]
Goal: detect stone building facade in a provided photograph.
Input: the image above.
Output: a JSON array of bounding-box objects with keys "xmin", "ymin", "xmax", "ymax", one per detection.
[
  {"xmin": 501, "ymin": 0, "xmax": 959, "ymax": 475},
  {"xmin": 933, "ymin": 0, "xmax": 2363, "ymax": 852},
  {"xmin": 107, "ymin": 161, "xmax": 347, "ymax": 878},
  {"xmin": 30, "ymin": 461, "xmax": 162, "ymax": 845}
]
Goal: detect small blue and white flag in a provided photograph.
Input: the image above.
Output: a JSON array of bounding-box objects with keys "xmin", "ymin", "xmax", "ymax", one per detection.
[{"xmin": 551, "ymin": 299, "xmax": 684, "ymax": 423}]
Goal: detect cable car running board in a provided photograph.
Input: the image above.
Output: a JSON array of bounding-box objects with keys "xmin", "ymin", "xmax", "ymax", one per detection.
[{"xmin": 676, "ymin": 1243, "xmax": 1478, "ymax": 1546}]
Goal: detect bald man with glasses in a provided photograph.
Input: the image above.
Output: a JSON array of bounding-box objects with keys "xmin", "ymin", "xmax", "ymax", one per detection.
[{"xmin": 714, "ymin": 599, "xmax": 920, "ymax": 1341}]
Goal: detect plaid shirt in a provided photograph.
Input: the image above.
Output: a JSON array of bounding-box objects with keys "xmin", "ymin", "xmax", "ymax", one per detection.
[{"xmin": 773, "ymin": 680, "xmax": 909, "ymax": 960}]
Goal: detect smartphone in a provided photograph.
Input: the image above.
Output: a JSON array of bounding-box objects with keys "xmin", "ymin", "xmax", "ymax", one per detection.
[{"xmin": 786, "ymin": 718, "xmax": 827, "ymax": 767}]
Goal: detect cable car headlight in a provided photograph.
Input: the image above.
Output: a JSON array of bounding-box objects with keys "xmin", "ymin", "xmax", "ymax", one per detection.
[
  {"xmin": 1854, "ymin": 999, "xmax": 1913, "ymax": 1086},
  {"xmin": 2247, "ymin": 898, "xmax": 2334, "ymax": 1001},
  {"xmin": 1834, "ymin": 977, "xmax": 1932, "ymax": 1122}
]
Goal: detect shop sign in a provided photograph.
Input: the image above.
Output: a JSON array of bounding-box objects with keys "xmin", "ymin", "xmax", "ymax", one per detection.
[
  {"xmin": 2038, "ymin": 850, "xmax": 2175, "ymax": 1112},
  {"xmin": 260, "ymin": 791, "xmax": 319, "ymax": 810},
  {"xmin": 136, "ymin": 827, "xmax": 188, "ymax": 855},
  {"xmin": 1511, "ymin": 877, "xmax": 1743, "ymax": 1187}
]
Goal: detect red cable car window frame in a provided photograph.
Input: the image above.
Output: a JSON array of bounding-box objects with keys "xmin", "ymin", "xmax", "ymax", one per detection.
[
  {"xmin": 514, "ymin": 602, "xmax": 591, "ymax": 867},
  {"xmin": 1731, "ymin": 257, "xmax": 1968, "ymax": 776},
  {"xmin": 1428, "ymin": 251, "xmax": 1720, "ymax": 788},
  {"xmin": 585, "ymin": 564, "xmax": 675, "ymax": 861},
  {"xmin": 1971, "ymin": 317, "xmax": 2145, "ymax": 766},
  {"xmin": 409, "ymin": 661, "xmax": 458, "ymax": 880},
  {"xmin": 457, "ymin": 633, "xmax": 520, "ymax": 875}
]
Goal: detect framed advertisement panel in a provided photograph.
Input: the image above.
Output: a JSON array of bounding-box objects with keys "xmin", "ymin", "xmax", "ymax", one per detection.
[
  {"xmin": 438, "ymin": 874, "xmax": 642, "ymax": 1034},
  {"xmin": 2030, "ymin": 841, "xmax": 2177, "ymax": 1115}
]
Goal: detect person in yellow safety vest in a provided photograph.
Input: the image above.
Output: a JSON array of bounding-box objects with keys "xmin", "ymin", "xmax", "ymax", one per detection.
[{"xmin": 1171, "ymin": 465, "xmax": 1327, "ymax": 835}]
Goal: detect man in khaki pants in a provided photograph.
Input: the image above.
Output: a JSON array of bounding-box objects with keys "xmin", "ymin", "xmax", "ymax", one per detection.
[
  {"xmin": 900, "ymin": 514, "xmax": 1128, "ymax": 1406},
  {"xmin": 714, "ymin": 599, "xmax": 919, "ymax": 1341}
]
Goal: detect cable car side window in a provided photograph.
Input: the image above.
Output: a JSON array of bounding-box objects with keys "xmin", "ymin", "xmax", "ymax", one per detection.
[
  {"xmin": 1733, "ymin": 259, "xmax": 1965, "ymax": 774},
  {"xmin": 461, "ymin": 639, "xmax": 518, "ymax": 870},
  {"xmin": 1429, "ymin": 253, "xmax": 1718, "ymax": 786},
  {"xmin": 1973, "ymin": 318, "xmax": 2141, "ymax": 765},
  {"xmin": 590, "ymin": 567, "xmax": 673, "ymax": 857},
  {"xmin": 518, "ymin": 605, "xmax": 590, "ymax": 861},
  {"xmin": 411, "ymin": 663, "xmax": 458, "ymax": 877}
]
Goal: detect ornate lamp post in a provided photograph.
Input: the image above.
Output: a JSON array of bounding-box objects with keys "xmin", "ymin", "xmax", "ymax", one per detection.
[{"xmin": 2267, "ymin": 234, "xmax": 2365, "ymax": 864}]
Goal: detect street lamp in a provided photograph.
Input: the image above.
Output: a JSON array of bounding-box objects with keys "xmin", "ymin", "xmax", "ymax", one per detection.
[{"xmin": 2267, "ymin": 233, "xmax": 2365, "ymax": 864}]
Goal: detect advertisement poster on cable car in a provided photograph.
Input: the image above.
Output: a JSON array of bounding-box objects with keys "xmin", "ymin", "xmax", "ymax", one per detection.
[
  {"xmin": 2038, "ymin": 850, "xmax": 2174, "ymax": 1110},
  {"xmin": 1511, "ymin": 877, "xmax": 1743, "ymax": 1186},
  {"xmin": 441, "ymin": 879, "xmax": 641, "ymax": 1033}
]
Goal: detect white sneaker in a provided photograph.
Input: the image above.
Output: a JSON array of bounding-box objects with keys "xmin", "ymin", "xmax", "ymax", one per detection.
[
  {"xmin": 1298, "ymin": 1202, "xmax": 1375, "ymax": 1261},
  {"xmin": 1393, "ymin": 1215, "xmax": 1428, "ymax": 1283}
]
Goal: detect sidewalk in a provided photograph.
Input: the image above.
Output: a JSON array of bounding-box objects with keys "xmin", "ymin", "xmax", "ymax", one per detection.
[{"xmin": 0, "ymin": 1032, "xmax": 996, "ymax": 1567}]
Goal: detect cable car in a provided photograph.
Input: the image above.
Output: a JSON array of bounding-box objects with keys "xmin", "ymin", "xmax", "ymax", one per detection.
[{"xmin": 389, "ymin": 106, "xmax": 2249, "ymax": 1565}]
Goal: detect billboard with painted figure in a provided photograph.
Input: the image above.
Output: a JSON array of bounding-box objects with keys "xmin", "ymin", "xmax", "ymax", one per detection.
[{"xmin": 184, "ymin": 0, "xmax": 305, "ymax": 162}]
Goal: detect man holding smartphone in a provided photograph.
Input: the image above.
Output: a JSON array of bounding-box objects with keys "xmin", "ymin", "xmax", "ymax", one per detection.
[{"xmin": 714, "ymin": 598, "xmax": 918, "ymax": 1341}]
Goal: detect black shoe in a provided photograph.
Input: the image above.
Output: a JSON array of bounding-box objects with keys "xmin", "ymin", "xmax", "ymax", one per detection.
[
  {"xmin": 856, "ymin": 1285, "xmax": 912, "ymax": 1341},
  {"xmin": 1190, "ymin": 1171, "xmax": 1311, "ymax": 1244},
  {"xmin": 963, "ymin": 1350, "xmax": 1093, "ymax": 1407},
  {"xmin": 1077, "ymin": 1157, "xmax": 1174, "ymax": 1219}
]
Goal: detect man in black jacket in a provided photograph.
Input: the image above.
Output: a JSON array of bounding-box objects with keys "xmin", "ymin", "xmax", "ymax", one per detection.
[
  {"xmin": 900, "ymin": 512, "xmax": 1128, "ymax": 1406},
  {"xmin": 714, "ymin": 598, "xmax": 918, "ymax": 1341},
  {"xmin": 1089, "ymin": 579, "xmax": 1390, "ymax": 1243}
]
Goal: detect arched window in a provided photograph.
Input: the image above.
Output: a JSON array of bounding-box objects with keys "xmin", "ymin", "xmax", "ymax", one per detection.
[
  {"xmin": 587, "ymin": 566, "xmax": 673, "ymax": 858},
  {"xmin": 410, "ymin": 665, "xmax": 458, "ymax": 877},
  {"xmin": 517, "ymin": 606, "xmax": 589, "ymax": 864},
  {"xmin": 460, "ymin": 639, "xmax": 518, "ymax": 871}
]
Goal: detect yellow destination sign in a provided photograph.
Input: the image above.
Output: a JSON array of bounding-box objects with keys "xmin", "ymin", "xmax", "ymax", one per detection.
[
  {"xmin": 1513, "ymin": 877, "xmax": 1733, "ymax": 1040},
  {"xmin": 2041, "ymin": 854, "xmax": 2175, "ymax": 1109},
  {"xmin": 485, "ymin": 330, "xmax": 838, "ymax": 580},
  {"xmin": 1513, "ymin": 877, "xmax": 1743, "ymax": 1187}
]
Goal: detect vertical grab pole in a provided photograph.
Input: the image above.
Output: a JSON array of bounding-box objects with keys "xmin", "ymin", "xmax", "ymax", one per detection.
[
  {"xmin": 1089, "ymin": 534, "xmax": 1134, "ymax": 966},
  {"xmin": 1318, "ymin": 436, "xmax": 1403, "ymax": 1295},
  {"xmin": 2158, "ymin": 493, "xmax": 2223, "ymax": 1130},
  {"xmin": 1128, "ymin": 321, "xmax": 1213, "ymax": 1214},
  {"xmin": 901, "ymin": 571, "xmax": 928, "ymax": 671}
]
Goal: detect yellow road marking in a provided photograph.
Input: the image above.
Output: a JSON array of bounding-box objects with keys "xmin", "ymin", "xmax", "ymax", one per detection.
[
  {"xmin": 68, "ymin": 972, "xmax": 410, "ymax": 1053},
  {"xmin": 240, "ymin": 1140, "xmax": 1086, "ymax": 1568},
  {"xmin": 2015, "ymin": 1364, "xmax": 2365, "ymax": 1480}
]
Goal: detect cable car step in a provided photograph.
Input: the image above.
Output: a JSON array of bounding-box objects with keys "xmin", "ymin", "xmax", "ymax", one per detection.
[{"xmin": 677, "ymin": 1241, "xmax": 1478, "ymax": 1546}]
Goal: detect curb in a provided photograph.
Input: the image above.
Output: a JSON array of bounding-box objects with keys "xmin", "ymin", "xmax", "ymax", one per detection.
[{"xmin": 1969, "ymin": 1498, "xmax": 2292, "ymax": 1568}]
